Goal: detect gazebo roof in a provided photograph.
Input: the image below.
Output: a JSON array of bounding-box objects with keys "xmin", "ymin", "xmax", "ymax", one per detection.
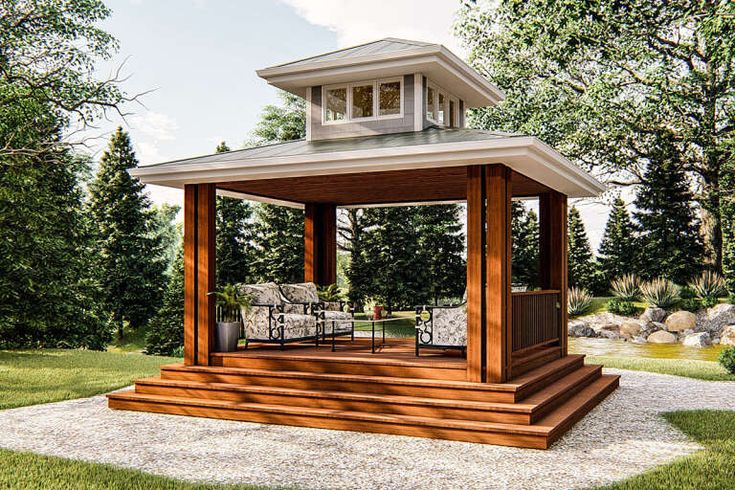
[{"xmin": 130, "ymin": 127, "xmax": 605, "ymax": 206}]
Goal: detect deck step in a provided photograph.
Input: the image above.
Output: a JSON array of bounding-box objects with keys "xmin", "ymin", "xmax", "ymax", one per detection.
[
  {"xmin": 511, "ymin": 346, "xmax": 562, "ymax": 377},
  {"xmin": 159, "ymin": 354, "xmax": 585, "ymax": 403},
  {"xmin": 107, "ymin": 372, "xmax": 619, "ymax": 449},
  {"xmin": 133, "ymin": 364, "xmax": 601, "ymax": 425}
]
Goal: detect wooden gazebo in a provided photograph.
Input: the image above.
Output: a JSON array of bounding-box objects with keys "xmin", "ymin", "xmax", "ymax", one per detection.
[{"xmin": 108, "ymin": 39, "xmax": 618, "ymax": 448}]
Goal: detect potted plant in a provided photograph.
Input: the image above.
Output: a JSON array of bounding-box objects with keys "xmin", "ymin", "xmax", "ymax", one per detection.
[
  {"xmin": 317, "ymin": 283, "xmax": 345, "ymax": 310},
  {"xmin": 209, "ymin": 284, "xmax": 251, "ymax": 352}
]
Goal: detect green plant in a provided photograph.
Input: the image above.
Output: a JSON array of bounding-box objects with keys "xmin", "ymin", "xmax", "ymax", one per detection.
[
  {"xmin": 701, "ymin": 296, "xmax": 719, "ymax": 308},
  {"xmin": 317, "ymin": 283, "xmax": 345, "ymax": 302},
  {"xmin": 568, "ymin": 287, "xmax": 593, "ymax": 316},
  {"xmin": 689, "ymin": 271, "xmax": 728, "ymax": 303},
  {"xmin": 209, "ymin": 284, "xmax": 251, "ymax": 322},
  {"xmin": 719, "ymin": 346, "xmax": 735, "ymax": 375},
  {"xmin": 680, "ymin": 285, "xmax": 696, "ymax": 299},
  {"xmin": 607, "ymin": 297, "xmax": 637, "ymax": 316},
  {"xmin": 640, "ymin": 278, "xmax": 681, "ymax": 308},
  {"xmin": 610, "ymin": 274, "xmax": 640, "ymax": 301},
  {"xmin": 678, "ymin": 298, "xmax": 702, "ymax": 313}
]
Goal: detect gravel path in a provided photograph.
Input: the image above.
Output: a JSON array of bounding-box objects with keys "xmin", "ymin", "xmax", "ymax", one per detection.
[{"xmin": 1, "ymin": 369, "xmax": 733, "ymax": 490}]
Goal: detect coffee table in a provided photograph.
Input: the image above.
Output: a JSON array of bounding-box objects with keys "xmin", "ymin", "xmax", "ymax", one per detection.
[{"xmin": 326, "ymin": 317, "xmax": 406, "ymax": 353}]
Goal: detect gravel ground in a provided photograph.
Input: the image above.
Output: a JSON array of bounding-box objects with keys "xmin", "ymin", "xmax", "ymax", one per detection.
[{"xmin": 1, "ymin": 369, "xmax": 733, "ymax": 490}]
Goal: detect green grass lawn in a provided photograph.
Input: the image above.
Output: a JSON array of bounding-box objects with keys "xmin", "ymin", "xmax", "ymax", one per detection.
[
  {"xmin": 587, "ymin": 355, "xmax": 734, "ymax": 381},
  {"xmin": 0, "ymin": 349, "xmax": 179, "ymax": 410},
  {"xmin": 593, "ymin": 410, "xmax": 735, "ymax": 490},
  {"xmin": 0, "ymin": 448, "xmax": 269, "ymax": 490}
]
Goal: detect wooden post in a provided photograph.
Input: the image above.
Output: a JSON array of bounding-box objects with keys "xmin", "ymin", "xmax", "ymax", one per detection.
[
  {"xmin": 183, "ymin": 183, "xmax": 216, "ymax": 366},
  {"xmin": 539, "ymin": 191, "xmax": 568, "ymax": 356},
  {"xmin": 466, "ymin": 166, "xmax": 486, "ymax": 382},
  {"xmin": 304, "ymin": 203, "xmax": 337, "ymax": 285},
  {"xmin": 485, "ymin": 165, "xmax": 512, "ymax": 383}
]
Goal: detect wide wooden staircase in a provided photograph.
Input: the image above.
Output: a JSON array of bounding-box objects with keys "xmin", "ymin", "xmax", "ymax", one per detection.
[{"xmin": 108, "ymin": 349, "xmax": 618, "ymax": 449}]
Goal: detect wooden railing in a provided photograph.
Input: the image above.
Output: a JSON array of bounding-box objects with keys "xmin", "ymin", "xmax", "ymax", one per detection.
[{"xmin": 511, "ymin": 290, "xmax": 561, "ymax": 353}]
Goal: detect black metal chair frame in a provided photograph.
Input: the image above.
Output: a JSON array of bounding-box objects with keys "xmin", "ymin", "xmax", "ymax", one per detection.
[{"xmin": 414, "ymin": 303, "xmax": 468, "ymax": 357}]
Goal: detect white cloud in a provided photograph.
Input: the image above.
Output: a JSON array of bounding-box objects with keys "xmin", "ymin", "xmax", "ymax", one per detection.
[
  {"xmin": 130, "ymin": 111, "xmax": 179, "ymax": 142},
  {"xmin": 279, "ymin": 0, "xmax": 465, "ymax": 54}
]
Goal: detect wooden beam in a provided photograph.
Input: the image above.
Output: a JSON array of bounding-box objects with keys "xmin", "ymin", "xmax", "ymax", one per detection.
[
  {"xmin": 539, "ymin": 191, "xmax": 568, "ymax": 356},
  {"xmin": 196, "ymin": 184, "xmax": 216, "ymax": 366},
  {"xmin": 486, "ymin": 165, "xmax": 512, "ymax": 383},
  {"xmin": 304, "ymin": 203, "xmax": 337, "ymax": 285},
  {"xmin": 466, "ymin": 166, "xmax": 486, "ymax": 382},
  {"xmin": 183, "ymin": 185, "xmax": 197, "ymax": 366}
]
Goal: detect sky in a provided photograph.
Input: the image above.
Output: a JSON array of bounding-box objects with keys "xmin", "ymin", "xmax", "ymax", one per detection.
[{"xmin": 81, "ymin": 0, "xmax": 613, "ymax": 249}]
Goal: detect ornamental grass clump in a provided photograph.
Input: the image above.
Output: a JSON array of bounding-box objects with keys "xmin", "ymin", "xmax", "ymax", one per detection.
[
  {"xmin": 689, "ymin": 271, "xmax": 728, "ymax": 308},
  {"xmin": 610, "ymin": 274, "xmax": 640, "ymax": 301},
  {"xmin": 568, "ymin": 287, "xmax": 593, "ymax": 316},
  {"xmin": 640, "ymin": 278, "xmax": 680, "ymax": 308}
]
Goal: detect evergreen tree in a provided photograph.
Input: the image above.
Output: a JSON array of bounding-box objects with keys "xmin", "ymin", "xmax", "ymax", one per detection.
[
  {"xmin": 150, "ymin": 203, "xmax": 181, "ymax": 277},
  {"xmin": 214, "ymin": 142, "xmax": 255, "ymax": 285},
  {"xmin": 634, "ymin": 149, "xmax": 704, "ymax": 284},
  {"xmin": 723, "ymin": 159, "xmax": 735, "ymax": 292},
  {"xmin": 415, "ymin": 205, "xmax": 466, "ymax": 304},
  {"xmin": 252, "ymin": 204, "xmax": 304, "ymax": 283},
  {"xmin": 598, "ymin": 197, "xmax": 639, "ymax": 287},
  {"xmin": 89, "ymin": 127, "xmax": 167, "ymax": 339},
  {"xmin": 512, "ymin": 202, "xmax": 540, "ymax": 289},
  {"xmin": 251, "ymin": 92, "xmax": 306, "ymax": 144},
  {"xmin": 567, "ymin": 207, "xmax": 596, "ymax": 291},
  {"xmin": 146, "ymin": 238, "xmax": 184, "ymax": 356}
]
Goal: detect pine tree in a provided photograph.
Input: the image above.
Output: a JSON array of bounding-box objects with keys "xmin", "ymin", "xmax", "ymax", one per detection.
[
  {"xmin": 722, "ymin": 159, "xmax": 735, "ymax": 293},
  {"xmin": 597, "ymin": 197, "xmax": 639, "ymax": 287},
  {"xmin": 634, "ymin": 151, "xmax": 704, "ymax": 284},
  {"xmin": 150, "ymin": 203, "xmax": 181, "ymax": 277},
  {"xmin": 252, "ymin": 204, "xmax": 305, "ymax": 283},
  {"xmin": 567, "ymin": 207, "xmax": 596, "ymax": 291},
  {"xmin": 415, "ymin": 205, "xmax": 466, "ymax": 304},
  {"xmin": 214, "ymin": 142, "xmax": 255, "ymax": 286},
  {"xmin": 89, "ymin": 127, "xmax": 167, "ymax": 339},
  {"xmin": 512, "ymin": 202, "xmax": 540, "ymax": 289},
  {"xmin": 146, "ymin": 238, "xmax": 185, "ymax": 356}
]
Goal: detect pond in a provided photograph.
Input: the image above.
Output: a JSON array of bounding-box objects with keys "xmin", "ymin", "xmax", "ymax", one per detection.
[{"xmin": 569, "ymin": 337, "xmax": 726, "ymax": 362}]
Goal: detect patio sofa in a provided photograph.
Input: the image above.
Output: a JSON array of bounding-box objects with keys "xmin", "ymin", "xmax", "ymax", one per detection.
[
  {"xmin": 279, "ymin": 282, "xmax": 354, "ymax": 341},
  {"xmin": 236, "ymin": 282, "xmax": 353, "ymax": 349},
  {"xmin": 414, "ymin": 291, "xmax": 467, "ymax": 356}
]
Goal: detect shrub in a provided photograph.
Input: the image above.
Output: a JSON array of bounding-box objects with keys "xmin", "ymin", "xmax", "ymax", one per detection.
[
  {"xmin": 701, "ymin": 296, "xmax": 719, "ymax": 308},
  {"xmin": 568, "ymin": 287, "xmax": 593, "ymax": 316},
  {"xmin": 680, "ymin": 285, "xmax": 696, "ymax": 300},
  {"xmin": 719, "ymin": 346, "xmax": 735, "ymax": 375},
  {"xmin": 640, "ymin": 278, "xmax": 681, "ymax": 308},
  {"xmin": 679, "ymin": 298, "xmax": 702, "ymax": 313},
  {"xmin": 607, "ymin": 297, "xmax": 637, "ymax": 316},
  {"xmin": 689, "ymin": 271, "xmax": 728, "ymax": 303},
  {"xmin": 610, "ymin": 274, "xmax": 640, "ymax": 301}
]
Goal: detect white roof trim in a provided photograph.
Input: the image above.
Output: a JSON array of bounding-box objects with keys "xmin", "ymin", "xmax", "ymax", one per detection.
[{"xmin": 131, "ymin": 137, "xmax": 605, "ymax": 199}]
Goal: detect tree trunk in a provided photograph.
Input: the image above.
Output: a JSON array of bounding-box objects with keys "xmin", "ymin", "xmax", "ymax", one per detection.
[
  {"xmin": 117, "ymin": 314, "xmax": 124, "ymax": 340},
  {"xmin": 701, "ymin": 172, "xmax": 723, "ymax": 273}
]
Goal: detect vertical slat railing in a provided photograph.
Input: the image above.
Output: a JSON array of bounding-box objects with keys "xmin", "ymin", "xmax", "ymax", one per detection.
[{"xmin": 511, "ymin": 290, "xmax": 560, "ymax": 352}]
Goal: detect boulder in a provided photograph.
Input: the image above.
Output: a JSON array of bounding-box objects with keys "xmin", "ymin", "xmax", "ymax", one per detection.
[
  {"xmin": 720, "ymin": 325, "xmax": 735, "ymax": 346},
  {"xmin": 697, "ymin": 303, "xmax": 735, "ymax": 335},
  {"xmin": 682, "ymin": 332, "xmax": 711, "ymax": 347},
  {"xmin": 665, "ymin": 311, "xmax": 697, "ymax": 332},
  {"xmin": 568, "ymin": 321, "xmax": 596, "ymax": 338},
  {"xmin": 632, "ymin": 336, "xmax": 647, "ymax": 344},
  {"xmin": 641, "ymin": 321, "xmax": 665, "ymax": 337},
  {"xmin": 640, "ymin": 307, "xmax": 667, "ymax": 323},
  {"xmin": 647, "ymin": 330, "xmax": 677, "ymax": 344},
  {"xmin": 620, "ymin": 321, "xmax": 643, "ymax": 338},
  {"xmin": 598, "ymin": 324, "xmax": 620, "ymax": 340}
]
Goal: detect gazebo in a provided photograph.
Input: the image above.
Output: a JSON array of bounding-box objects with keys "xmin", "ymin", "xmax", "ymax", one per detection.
[{"xmin": 108, "ymin": 39, "xmax": 618, "ymax": 449}]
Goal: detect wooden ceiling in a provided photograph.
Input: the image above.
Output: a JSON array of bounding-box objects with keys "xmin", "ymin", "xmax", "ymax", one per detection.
[{"xmin": 218, "ymin": 166, "xmax": 551, "ymax": 206}]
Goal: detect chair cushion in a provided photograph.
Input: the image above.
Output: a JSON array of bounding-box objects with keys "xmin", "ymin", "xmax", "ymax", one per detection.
[
  {"xmin": 280, "ymin": 282, "xmax": 319, "ymax": 304},
  {"xmin": 281, "ymin": 313, "xmax": 318, "ymax": 339},
  {"xmin": 238, "ymin": 282, "xmax": 282, "ymax": 305},
  {"xmin": 432, "ymin": 306, "xmax": 467, "ymax": 346},
  {"xmin": 322, "ymin": 310, "xmax": 352, "ymax": 333}
]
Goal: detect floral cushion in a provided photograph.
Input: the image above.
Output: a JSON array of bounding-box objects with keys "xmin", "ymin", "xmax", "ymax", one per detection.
[
  {"xmin": 323, "ymin": 310, "xmax": 353, "ymax": 332},
  {"xmin": 237, "ymin": 283, "xmax": 282, "ymax": 340},
  {"xmin": 279, "ymin": 282, "xmax": 319, "ymax": 304},
  {"xmin": 431, "ymin": 305, "xmax": 467, "ymax": 346}
]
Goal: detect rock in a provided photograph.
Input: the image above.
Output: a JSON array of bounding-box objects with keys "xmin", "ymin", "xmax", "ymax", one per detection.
[
  {"xmin": 598, "ymin": 324, "xmax": 620, "ymax": 340},
  {"xmin": 682, "ymin": 332, "xmax": 711, "ymax": 347},
  {"xmin": 641, "ymin": 321, "xmax": 665, "ymax": 337},
  {"xmin": 647, "ymin": 330, "xmax": 678, "ymax": 344},
  {"xmin": 620, "ymin": 321, "xmax": 643, "ymax": 338},
  {"xmin": 665, "ymin": 311, "xmax": 697, "ymax": 332},
  {"xmin": 641, "ymin": 307, "xmax": 667, "ymax": 323},
  {"xmin": 568, "ymin": 321, "xmax": 596, "ymax": 338},
  {"xmin": 696, "ymin": 303, "xmax": 735, "ymax": 335},
  {"xmin": 720, "ymin": 325, "xmax": 735, "ymax": 345},
  {"xmin": 632, "ymin": 336, "xmax": 647, "ymax": 344}
]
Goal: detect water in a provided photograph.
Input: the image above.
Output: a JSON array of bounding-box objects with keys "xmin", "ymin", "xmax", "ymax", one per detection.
[{"xmin": 569, "ymin": 337, "xmax": 725, "ymax": 362}]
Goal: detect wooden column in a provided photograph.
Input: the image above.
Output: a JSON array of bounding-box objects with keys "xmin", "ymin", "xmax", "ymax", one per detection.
[
  {"xmin": 183, "ymin": 183, "xmax": 216, "ymax": 366},
  {"xmin": 304, "ymin": 203, "xmax": 337, "ymax": 285},
  {"xmin": 466, "ymin": 166, "xmax": 486, "ymax": 382},
  {"xmin": 485, "ymin": 165, "xmax": 512, "ymax": 383},
  {"xmin": 539, "ymin": 191, "xmax": 568, "ymax": 356}
]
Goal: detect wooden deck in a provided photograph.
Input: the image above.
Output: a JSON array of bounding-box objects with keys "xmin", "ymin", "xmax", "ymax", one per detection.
[{"xmin": 108, "ymin": 338, "xmax": 618, "ymax": 449}]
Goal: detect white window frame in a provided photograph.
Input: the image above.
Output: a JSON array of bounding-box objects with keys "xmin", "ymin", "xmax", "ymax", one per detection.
[
  {"xmin": 426, "ymin": 79, "xmax": 456, "ymax": 128},
  {"xmin": 426, "ymin": 81, "xmax": 438, "ymax": 123},
  {"xmin": 322, "ymin": 77, "xmax": 404, "ymax": 125},
  {"xmin": 449, "ymin": 96, "xmax": 459, "ymax": 128}
]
